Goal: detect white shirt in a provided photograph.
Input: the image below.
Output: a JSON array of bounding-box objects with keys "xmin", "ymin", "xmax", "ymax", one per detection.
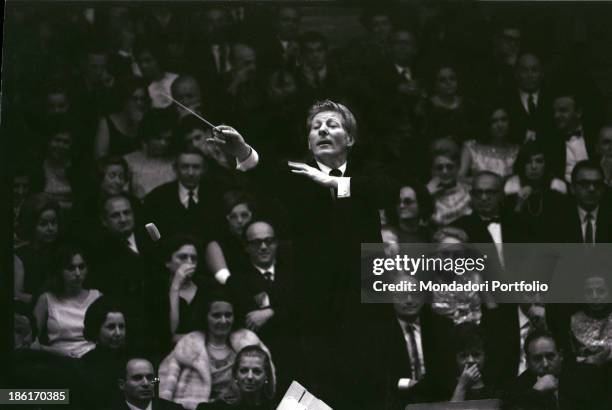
[
  {"xmin": 126, "ymin": 401, "xmax": 151, "ymax": 410},
  {"xmin": 126, "ymin": 233, "xmax": 139, "ymax": 255},
  {"xmin": 518, "ymin": 306, "xmax": 530, "ymax": 375},
  {"xmin": 178, "ymin": 183, "xmax": 199, "ymax": 209},
  {"xmin": 254, "ymin": 263, "xmax": 276, "ymax": 282},
  {"xmin": 394, "ymin": 64, "xmax": 412, "ymax": 81},
  {"xmin": 565, "ymin": 129, "xmax": 589, "ymax": 182},
  {"xmin": 315, "ymin": 161, "xmax": 351, "ymax": 198},
  {"xmin": 486, "ymin": 221, "xmax": 505, "ymax": 267},
  {"xmin": 148, "ymin": 72, "xmax": 179, "ymax": 108},
  {"xmin": 397, "ymin": 318, "xmax": 426, "ymax": 379},
  {"xmin": 578, "ymin": 206, "xmax": 599, "ymax": 243},
  {"xmin": 519, "ymin": 90, "xmax": 539, "ymax": 114}
]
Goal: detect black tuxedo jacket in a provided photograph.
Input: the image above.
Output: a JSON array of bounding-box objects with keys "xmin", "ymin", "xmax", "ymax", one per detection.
[
  {"xmin": 142, "ymin": 180, "xmax": 223, "ymax": 242},
  {"xmin": 505, "ymin": 88, "xmax": 554, "ymax": 144},
  {"xmin": 107, "ymin": 398, "xmax": 185, "ymax": 410},
  {"xmin": 541, "ymin": 126, "xmax": 598, "ymax": 180}
]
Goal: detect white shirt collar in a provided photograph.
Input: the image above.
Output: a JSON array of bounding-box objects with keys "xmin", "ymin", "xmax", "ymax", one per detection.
[
  {"xmin": 316, "ymin": 161, "xmax": 347, "ymax": 176},
  {"xmin": 178, "ymin": 183, "xmax": 199, "ymax": 207},
  {"xmin": 397, "ymin": 316, "xmax": 421, "ymax": 332},
  {"xmin": 518, "ymin": 306, "xmax": 530, "ymax": 329},
  {"xmin": 254, "ymin": 263, "xmax": 275, "ymax": 279},
  {"xmin": 578, "ymin": 206, "xmax": 599, "ymax": 222},
  {"xmin": 126, "ymin": 400, "xmax": 151, "ymax": 410},
  {"xmin": 126, "ymin": 233, "xmax": 139, "ymax": 254},
  {"xmin": 519, "ymin": 90, "xmax": 539, "ymax": 110}
]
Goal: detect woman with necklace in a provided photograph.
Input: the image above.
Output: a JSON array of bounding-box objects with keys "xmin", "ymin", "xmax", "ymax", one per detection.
[{"xmin": 159, "ymin": 289, "xmax": 274, "ymax": 410}]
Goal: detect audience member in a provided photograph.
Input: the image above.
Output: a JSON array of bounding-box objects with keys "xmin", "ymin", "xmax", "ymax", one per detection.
[
  {"xmin": 386, "ymin": 180, "xmax": 433, "ymax": 243},
  {"xmin": 427, "ymin": 152, "xmax": 472, "ymax": 226},
  {"xmin": 135, "ymin": 43, "xmax": 179, "ymax": 109}
]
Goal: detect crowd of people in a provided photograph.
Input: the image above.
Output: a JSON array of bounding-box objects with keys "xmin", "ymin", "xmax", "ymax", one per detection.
[{"xmin": 6, "ymin": 2, "xmax": 612, "ymax": 410}]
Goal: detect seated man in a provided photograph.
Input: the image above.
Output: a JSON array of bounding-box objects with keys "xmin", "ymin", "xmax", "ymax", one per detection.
[{"xmin": 110, "ymin": 356, "xmax": 184, "ymax": 409}]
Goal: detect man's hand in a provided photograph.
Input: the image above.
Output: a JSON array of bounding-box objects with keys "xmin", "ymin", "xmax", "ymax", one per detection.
[
  {"xmin": 245, "ymin": 308, "xmax": 274, "ymax": 332},
  {"xmin": 208, "ymin": 125, "xmax": 251, "ymax": 161},
  {"xmin": 171, "ymin": 264, "xmax": 196, "ymax": 291},
  {"xmin": 288, "ymin": 162, "xmax": 338, "ymax": 188},
  {"xmin": 533, "ymin": 374, "xmax": 558, "ymax": 392}
]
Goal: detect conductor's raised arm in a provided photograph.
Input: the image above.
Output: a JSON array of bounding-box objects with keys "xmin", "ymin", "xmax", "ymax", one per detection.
[{"xmin": 208, "ymin": 125, "xmax": 259, "ymax": 171}]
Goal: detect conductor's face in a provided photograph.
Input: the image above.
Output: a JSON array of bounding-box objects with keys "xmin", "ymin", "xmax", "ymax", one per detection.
[{"xmin": 308, "ymin": 111, "xmax": 354, "ymax": 161}]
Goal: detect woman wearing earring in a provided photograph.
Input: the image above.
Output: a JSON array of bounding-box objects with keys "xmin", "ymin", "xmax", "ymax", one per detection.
[{"xmin": 196, "ymin": 345, "xmax": 276, "ymax": 410}]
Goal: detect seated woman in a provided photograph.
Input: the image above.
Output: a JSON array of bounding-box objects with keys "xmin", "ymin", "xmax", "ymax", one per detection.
[
  {"xmin": 570, "ymin": 275, "xmax": 612, "ymax": 366},
  {"xmin": 427, "ymin": 152, "xmax": 471, "ymax": 226},
  {"xmin": 14, "ymin": 194, "xmax": 62, "ymax": 310},
  {"xmin": 149, "ymin": 234, "xmax": 212, "ymax": 353},
  {"xmin": 81, "ymin": 297, "xmax": 127, "ymax": 409},
  {"xmin": 385, "ymin": 180, "xmax": 433, "ymax": 243},
  {"xmin": 205, "ymin": 191, "xmax": 257, "ymax": 284},
  {"xmin": 159, "ymin": 289, "xmax": 274, "ymax": 410},
  {"xmin": 196, "ymin": 346, "xmax": 277, "ymax": 410},
  {"xmin": 459, "ymin": 105, "xmax": 519, "ymax": 180},
  {"xmin": 32, "ymin": 243, "xmax": 102, "ymax": 358},
  {"xmin": 405, "ymin": 323, "xmax": 500, "ymax": 404},
  {"xmin": 504, "ymin": 141, "xmax": 567, "ymax": 241}
]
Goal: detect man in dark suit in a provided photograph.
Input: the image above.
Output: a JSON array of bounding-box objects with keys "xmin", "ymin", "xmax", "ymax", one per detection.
[
  {"xmin": 256, "ymin": 6, "xmax": 301, "ymax": 76},
  {"xmin": 110, "ymin": 357, "xmax": 184, "ymax": 410},
  {"xmin": 505, "ymin": 52, "xmax": 553, "ymax": 144},
  {"xmin": 209, "ymin": 100, "xmax": 396, "ymax": 408},
  {"xmin": 142, "ymin": 147, "xmax": 223, "ymax": 242},
  {"xmin": 548, "ymin": 160, "xmax": 612, "ymax": 243}
]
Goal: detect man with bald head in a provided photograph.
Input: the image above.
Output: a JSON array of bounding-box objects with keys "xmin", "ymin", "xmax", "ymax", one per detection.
[
  {"xmin": 505, "ymin": 52, "xmax": 553, "ymax": 143},
  {"xmin": 170, "ymin": 75, "xmax": 203, "ymax": 118}
]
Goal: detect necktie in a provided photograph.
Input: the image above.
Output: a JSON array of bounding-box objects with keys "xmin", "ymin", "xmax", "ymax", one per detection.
[
  {"xmin": 528, "ymin": 94, "xmax": 537, "ymax": 115},
  {"xmin": 263, "ymin": 271, "xmax": 273, "ymax": 283},
  {"xmin": 187, "ymin": 190, "xmax": 196, "ymax": 210},
  {"xmin": 406, "ymin": 324, "xmax": 423, "ymax": 381},
  {"xmin": 584, "ymin": 212, "xmax": 594, "ymax": 244}
]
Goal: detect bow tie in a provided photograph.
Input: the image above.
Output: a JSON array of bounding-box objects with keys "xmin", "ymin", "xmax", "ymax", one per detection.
[{"xmin": 482, "ymin": 216, "xmax": 501, "ymax": 224}]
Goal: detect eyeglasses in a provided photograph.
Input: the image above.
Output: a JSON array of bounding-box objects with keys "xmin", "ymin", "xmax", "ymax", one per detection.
[
  {"xmin": 575, "ymin": 180, "xmax": 604, "ymax": 189},
  {"xmin": 247, "ymin": 237, "xmax": 276, "ymax": 247}
]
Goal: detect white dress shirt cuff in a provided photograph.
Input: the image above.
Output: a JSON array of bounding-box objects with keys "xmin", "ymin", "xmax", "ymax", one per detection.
[
  {"xmin": 235, "ymin": 146, "xmax": 259, "ymax": 171},
  {"xmin": 214, "ymin": 268, "xmax": 231, "ymax": 284},
  {"xmin": 336, "ymin": 177, "xmax": 351, "ymax": 198}
]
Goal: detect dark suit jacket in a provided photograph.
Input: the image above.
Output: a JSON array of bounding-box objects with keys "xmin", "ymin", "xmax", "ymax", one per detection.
[
  {"xmin": 505, "ymin": 88, "xmax": 554, "ymax": 144},
  {"xmin": 107, "ymin": 398, "xmax": 185, "ymax": 410},
  {"xmin": 142, "ymin": 180, "xmax": 223, "ymax": 243},
  {"xmin": 545, "ymin": 198, "xmax": 612, "ymax": 243}
]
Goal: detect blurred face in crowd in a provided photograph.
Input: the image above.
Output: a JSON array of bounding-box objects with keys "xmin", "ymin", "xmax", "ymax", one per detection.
[
  {"xmin": 86, "ymin": 52, "xmax": 109, "ymax": 86},
  {"xmin": 432, "ymin": 155, "xmax": 458, "ymax": 188},
  {"xmin": 393, "ymin": 275, "xmax": 425, "ymax": 320},
  {"xmin": 207, "ymin": 301, "xmax": 234, "ymax": 339},
  {"xmin": 307, "ymin": 111, "xmax": 354, "ymax": 162},
  {"xmin": 390, "ymin": 30, "xmax": 418, "ymax": 66},
  {"xmin": 101, "ymin": 164, "xmax": 127, "ymax": 196},
  {"xmin": 184, "ymin": 128, "xmax": 231, "ymax": 168},
  {"xmin": 120, "ymin": 359, "xmax": 155, "ymax": 406},
  {"xmin": 36, "ymin": 209, "xmax": 59, "ymax": 244},
  {"xmin": 62, "ymin": 253, "xmax": 87, "ymax": 294},
  {"xmin": 204, "ymin": 8, "xmax": 231, "ymax": 42},
  {"xmin": 47, "ymin": 92, "xmax": 70, "ymax": 115},
  {"xmin": 516, "ymin": 54, "xmax": 542, "ymax": 93},
  {"xmin": 136, "ymin": 50, "xmax": 162, "ymax": 81},
  {"xmin": 471, "ymin": 174, "xmax": 503, "ymax": 218},
  {"xmin": 99, "ymin": 312, "xmax": 126, "ymax": 349},
  {"xmin": 496, "ymin": 28, "xmax": 521, "ymax": 61},
  {"xmin": 267, "ymin": 70, "xmax": 298, "ymax": 103},
  {"xmin": 572, "ymin": 167, "xmax": 604, "ymax": 211},
  {"xmin": 434, "ymin": 67, "xmax": 458, "ymax": 98},
  {"xmin": 367, "ymin": 14, "xmax": 393, "ymax": 44},
  {"xmin": 103, "ymin": 197, "xmax": 134, "ymax": 237},
  {"xmin": 245, "ymin": 222, "xmax": 277, "ymax": 269},
  {"xmin": 489, "ymin": 109, "xmax": 510, "ymax": 141},
  {"xmin": 381, "ymin": 227, "xmax": 400, "ymax": 257},
  {"xmin": 231, "ymin": 44, "xmax": 257, "ymax": 79},
  {"xmin": 553, "ymin": 96, "xmax": 581, "ymax": 133},
  {"xmin": 227, "ymin": 203, "xmax": 252, "ymax": 236},
  {"xmin": 584, "ymin": 276, "xmax": 610, "ymax": 313},
  {"xmin": 397, "ymin": 186, "xmax": 419, "ymax": 221},
  {"xmin": 597, "ymin": 126, "xmax": 612, "ymax": 158},
  {"xmin": 172, "ymin": 77, "xmax": 202, "ymax": 115},
  {"xmin": 14, "ymin": 175, "xmax": 30, "ymax": 204},
  {"xmin": 302, "ymin": 41, "xmax": 327, "ymax": 71},
  {"xmin": 456, "ymin": 346, "xmax": 485, "ymax": 374},
  {"xmin": 277, "ymin": 7, "xmax": 300, "ymax": 41},
  {"xmin": 524, "ymin": 153, "xmax": 546, "ymax": 182},
  {"xmin": 166, "ymin": 244, "xmax": 198, "ymax": 275},
  {"xmin": 125, "ymin": 88, "xmax": 148, "ymax": 123},
  {"xmin": 146, "ymin": 130, "xmax": 172, "ymax": 157},
  {"xmin": 527, "ymin": 337, "xmax": 562, "ymax": 377},
  {"xmin": 48, "ymin": 132, "xmax": 72, "ymax": 163},
  {"xmin": 236, "ymin": 354, "xmax": 267, "ymax": 394},
  {"xmin": 176, "ymin": 153, "xmax": 204, "ymax": 189}
]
